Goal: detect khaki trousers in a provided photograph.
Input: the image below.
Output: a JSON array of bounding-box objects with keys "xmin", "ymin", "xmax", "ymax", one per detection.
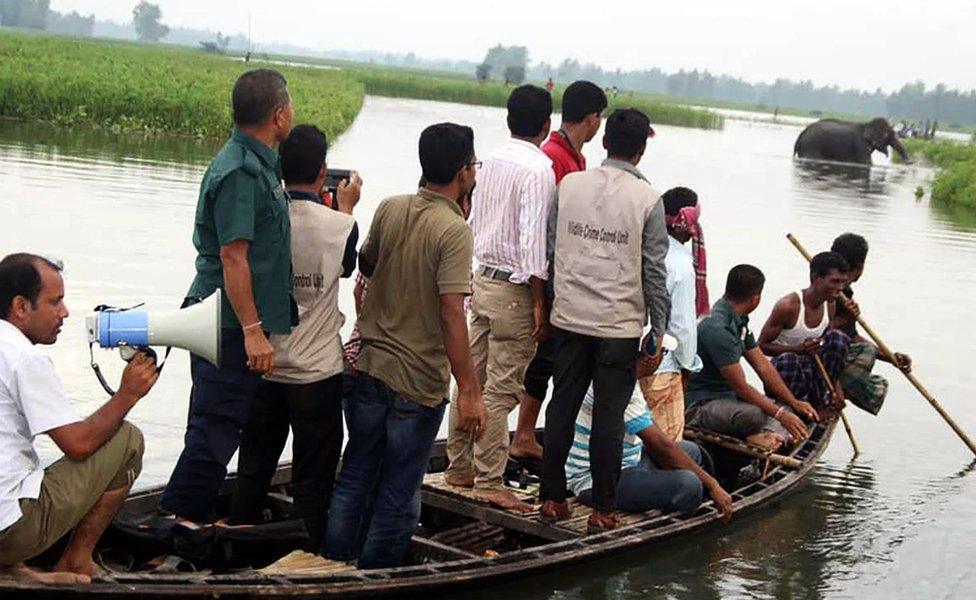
[
  {"xmin": 639, "ymin": 372, "xmax": 684, "ymax": 442},
  {"xmin": 446, "ymin": 274, "xmax": 537, "ymax": 491},
  {"xmin": 0, "ymin": 421, "xmax": 144, "ymax": 566}
]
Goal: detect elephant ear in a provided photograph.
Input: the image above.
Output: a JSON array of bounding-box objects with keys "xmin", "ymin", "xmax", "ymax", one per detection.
[{"xmin": 863, "ymin": 118, "xmax": 892, "ymax": 153}]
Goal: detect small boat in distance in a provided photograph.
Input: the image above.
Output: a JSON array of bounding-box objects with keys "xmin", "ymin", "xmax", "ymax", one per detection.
[{"xmin": 0, "ymin": 415, "xmax": 838, "ymax": 598}]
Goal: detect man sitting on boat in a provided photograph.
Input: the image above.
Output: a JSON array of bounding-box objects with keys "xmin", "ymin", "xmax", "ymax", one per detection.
[
  {"xmin": 0, "ymin": 253, "xmax": 158, "ymax": 584},
  {"xmin": 684, "ymin": 265, "xmax": 820, "ymax": 452},
  {"xmin": 566, "ymin": 353, "xmax": 733, "ymax": 526},
  {"xmin": 830, "ymin": 233, "xmax": 911, "ymax": 415},
  {"xmin": 758, "ymin": 251, "xmax": 851, "ymax": 408}
]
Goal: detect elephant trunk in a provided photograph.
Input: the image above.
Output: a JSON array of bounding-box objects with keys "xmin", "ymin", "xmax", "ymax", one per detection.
[{"xmin": 890, "ymin": 136, "xmax": 909, "ymax": 161}]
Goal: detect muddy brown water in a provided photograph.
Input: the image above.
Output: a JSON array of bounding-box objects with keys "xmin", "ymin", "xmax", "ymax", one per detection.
[{"xmin": 1, "ymin": 96, "xmax": 974, "ymax": 598}]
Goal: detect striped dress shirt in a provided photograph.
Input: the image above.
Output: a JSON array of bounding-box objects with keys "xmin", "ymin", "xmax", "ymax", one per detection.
[{"xmin": 469, "ymin": 138, "xmax": 557, "ymax": 284}]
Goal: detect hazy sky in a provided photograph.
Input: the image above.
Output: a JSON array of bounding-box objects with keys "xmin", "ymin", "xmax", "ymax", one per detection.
[{"xmin": 52, "ymin": 0, "xmax": 976, "ymax": 92}]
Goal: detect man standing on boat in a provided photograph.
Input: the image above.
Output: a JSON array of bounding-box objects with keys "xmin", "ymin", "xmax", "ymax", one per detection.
[
  {"xmin": 758, "ymin": 251, "xmax": 851, "ymax": 408},
  {"xmin": 511, "ymin": 80, "xmax": 608, "ymax": 462},
  {"xmin": 229, "ymin": 124, "xmax": 361, "ymax": 550},
  {"xmin": 444, "ymin": 85, "xmax": 555, "ymax": 511},
  {"xmin": 685, "ymin": 265, "xmax": 819, "ymax": 452},
  {"xmin": 160, "ymin": 69, "xmax": 296, "ymax": 526},
  {"xmin": 322, "ymin": 123, "xmax": 487, "ymax": 569},
  {"xmin": 539, "ymin": 108, "xmax": 670, "ymax": 532},
  {"xmin": 830, "ymin": 233, "xmax": 911, "ymax": 415},
  {"xmin": 0, "ymin": 253, "xmax": 157, "ymax": 584}
]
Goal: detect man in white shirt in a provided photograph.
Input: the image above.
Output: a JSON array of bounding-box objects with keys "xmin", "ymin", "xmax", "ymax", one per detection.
[
  {"xmin": 445, "ymin": 85, "xmax": 555, "ymax": 510},
  {"xmin": 0, "ymin": 253, "xmax": 157, "ymax": 584},
  {"xmin": 639, "ymin": 187, "xmax": 706, "ymax": 441}
]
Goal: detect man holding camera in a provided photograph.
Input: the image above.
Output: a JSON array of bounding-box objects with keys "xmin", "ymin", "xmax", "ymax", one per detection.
[
  {"xmin": 160, "ymin": 69, "xmax": 296, "ymax": 525},
  {"xmin": 230, "ymin": 125, "xmax": 361, "ymax": 549},
  {"xmin": 0, "ymin": 253, "xmax": 157, "ymax": 584}
]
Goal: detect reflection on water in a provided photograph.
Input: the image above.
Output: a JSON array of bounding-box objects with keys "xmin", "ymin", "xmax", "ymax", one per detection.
[{"xmin": 2, "ymin": 99, "xmax": 976, "ymax": 598}]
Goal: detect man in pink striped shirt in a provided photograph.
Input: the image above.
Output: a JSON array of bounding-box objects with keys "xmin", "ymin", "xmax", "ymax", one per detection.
[{"xmin": 445, "ymin": 85, "xmax": 555, "ymax": 510}]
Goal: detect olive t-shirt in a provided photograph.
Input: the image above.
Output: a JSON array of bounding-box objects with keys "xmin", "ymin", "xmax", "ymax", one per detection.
[
  {"xmin": 685, "ymin": 298, "xmax": 758, "ymax": 407},
  {"xmin": 356, "ymin": 189, "xmax": 473, "ymax": 407}
]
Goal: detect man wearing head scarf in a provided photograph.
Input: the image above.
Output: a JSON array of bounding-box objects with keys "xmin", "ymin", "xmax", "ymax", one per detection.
[{"xmin": 638, "ymin": 187, "xmax": 707, "ymax": 441}]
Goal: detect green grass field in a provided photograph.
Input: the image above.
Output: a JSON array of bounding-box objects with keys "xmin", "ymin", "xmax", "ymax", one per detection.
[
  {"xmin": 904, "ymin": 138, "xmax": 976, "ymax": 210},
  {"xmin": 0, "ymin": 30, "xmax": 364, "ymax": 139}
]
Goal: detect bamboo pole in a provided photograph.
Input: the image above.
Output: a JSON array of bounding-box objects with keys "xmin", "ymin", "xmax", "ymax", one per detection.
[
  {"xmin": 787, "ymin": 233, "xmax": 976, "ymax": 457},
  {"xmin": 684, "ymin": 428, "xmax": 803, "ymax": 469},
  {"xmin": 813, "ymin": 353, "xmax": 861, "ymax": 457}
]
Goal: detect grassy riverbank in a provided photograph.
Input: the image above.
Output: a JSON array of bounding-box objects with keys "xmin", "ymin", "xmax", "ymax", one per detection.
[
  {"xmin": 904, "ymin": 138, "xmax": 976, "ymax": 209},
  {"xmin": 0, "ymin": 31, "xmax": 364, "ymax": 139}
]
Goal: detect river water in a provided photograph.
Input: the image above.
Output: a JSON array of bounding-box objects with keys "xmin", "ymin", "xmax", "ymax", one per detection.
[{"xmin": 1, "ymin": 96, "xmax": 975, "ymax": 598}]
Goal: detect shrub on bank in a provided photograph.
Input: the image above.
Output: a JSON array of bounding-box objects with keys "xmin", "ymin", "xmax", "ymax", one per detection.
[
  {"xmin": 0, "ymin": 31, "xmax": 364, "ymax": 139},
  {"xmin": 903, "ymin": 138, "xmax": 976, "ymax": 209}
]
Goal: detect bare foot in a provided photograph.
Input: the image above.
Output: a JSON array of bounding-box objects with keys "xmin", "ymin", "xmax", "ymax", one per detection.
[
  {"xmin": 587, "ymin": 511, "xmax": 619, "ymax": 534},
  {"xmin": 52, "ymin": 557, "xmax": 107, "ymax": 580},
  {"xmin": 746, "ymin": 431, "xmax": 786, "ymax": 452},
  {"xmin": 444, "ymin": 472, "xmax": 474, "ymax": 487},
  {"xmin": 539, "ymin": 499, "xmax": 572, "ymax": 523},
  {"xmin": 509, "ymin": 439, "xmax": 544, "ymax": 462},
  {"xmin": 3, "ymin": 563, "xmax": 91, "ymax": 585},
  {"xmin": 475, "ymin": 489, "xmax": 535, "ymax": 512}
]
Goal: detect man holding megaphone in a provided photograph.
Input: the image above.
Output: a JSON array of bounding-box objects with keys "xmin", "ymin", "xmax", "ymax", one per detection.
[{"xmin": 0, "ymin": 254, "xmax": 158, "ymax": 584}]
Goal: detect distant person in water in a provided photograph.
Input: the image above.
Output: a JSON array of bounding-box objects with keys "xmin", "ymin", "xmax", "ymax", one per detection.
[
  {"xmin": 830, "ymin": 233, "xmax": 911, "ymax": 415},
  {"xmin": 684, "ymin": 265, "xmax": 820, "ymax": 452},
  {"xmin": 510, "ymin": 80, "xmax": 608, "ymax": 463},
  {"xmin": 0, "ymin": 254, "xmax": 157, "ymax": 585},
  {"xmin": 758, "ymin": 252, "xmax": 851, "ymax": 408}
]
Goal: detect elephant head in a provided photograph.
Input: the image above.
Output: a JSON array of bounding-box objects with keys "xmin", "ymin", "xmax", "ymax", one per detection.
[{"xmin": 864, "ymin": 118, "xmax": 909, "ymax": 161}]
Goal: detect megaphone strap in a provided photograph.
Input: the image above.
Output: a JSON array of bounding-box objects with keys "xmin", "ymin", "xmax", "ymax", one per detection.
[{"xmin": 89, "ymin": 343, "xmax": 172, "ymax": 397}]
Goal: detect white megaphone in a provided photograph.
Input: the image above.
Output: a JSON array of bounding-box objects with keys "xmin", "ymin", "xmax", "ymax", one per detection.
[{"xmin": 84, "ymin": 291, "xmax": 222, "ymax": 394}]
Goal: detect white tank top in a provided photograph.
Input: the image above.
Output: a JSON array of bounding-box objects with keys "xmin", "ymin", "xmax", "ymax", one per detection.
[{"xmin": 774, "ymin": 289, "xmax": 829, "ymax": 347}]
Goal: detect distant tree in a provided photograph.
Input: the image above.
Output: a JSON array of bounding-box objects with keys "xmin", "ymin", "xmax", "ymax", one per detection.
[
  {"xmin": 46, "ymin": 9, "xmax": 94, "ymax": 37},
  {"xmin": 0, "ymin": 0, "xmax": 49, "ymax": 29},
  {"xmin": 215, "ymin": 31, "xmax": 231, "ymax": 53},
  {"xmin": 475, "ymin": 62, "xmax": 491, "ymax": 83},
  {"xmin": 503, "ymin": 65, "xmax": 525, "ymax": 86},
  {"xmin": 132, "ymin": 1, "xmax": 168, "ymax": 42},
  {"xmin": 481, "ymin": 44, "xmax": 528, "ymax": 83}
]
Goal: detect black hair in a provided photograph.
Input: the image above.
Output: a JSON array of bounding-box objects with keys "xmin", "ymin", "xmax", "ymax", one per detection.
[
  {"xmin": 662, "ymin": 187, "xmax": 698, "ymax": 216},
  {"xmin": 232, "ymin": 69, "xmax": 290, "ymax": 127},
  {"xmin": 830, "ymin": 233, "xmax": 869, "ymax": 269},
  {"xmin": 419, "ymin": 123, "xmax": 475, "ymax": 185},
  {"xmin": 562, "ymin": 80, "xmax": 607, "ymax": 123},
  {"xmin": 0, "ymin": 253, "xmax": 63, "ymax": 320},
  {"xmin": 810, "ymin": 251, "xmax": 850, "ymax": 278},
  {"xmin": 724, "ymin": 264, "xmax": 765, "ymax": 303},
  {"xmin": 280, "ymin": 124, "xmax": 328, "ymax": 185},
  {"xmin": 604, "ymin": 108, "xmax": 651, "ymax": 159},
  {"xmin": 506, "ymin": 85, "xmax": 553, "ymax": 138}
]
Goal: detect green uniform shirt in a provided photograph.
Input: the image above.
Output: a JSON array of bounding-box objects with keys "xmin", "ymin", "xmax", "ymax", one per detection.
[
  {"xmin": 356, "ymin": 188, "xmax": 474, "ymax": 407},
  {"xmin": 187, "ymin": 130, "xmax": 295, "ymax": 333},
  {"xmin": 685, "ymin": 298, "xmax": 757, "ymax": 406}
]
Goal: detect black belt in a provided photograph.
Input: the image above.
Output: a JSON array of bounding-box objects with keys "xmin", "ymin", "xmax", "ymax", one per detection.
[{"xmin": 478, "ymin": 266, "xmax": 518, "ymax": 283}]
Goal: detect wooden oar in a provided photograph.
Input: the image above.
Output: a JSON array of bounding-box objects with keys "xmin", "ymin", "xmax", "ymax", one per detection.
[
  {"xmin": 812, "ymin": 353, "xmax": 861, "ymax": 457},
  {"xmin": 787, "ymin": 233, "xmax": 976, "ymax": 457},
  {"xmin": 684, "ymin": 427, "xmax": 803, "ymax": 469}
]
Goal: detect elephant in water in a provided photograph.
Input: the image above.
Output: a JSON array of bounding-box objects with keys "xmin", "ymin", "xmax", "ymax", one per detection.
[{"xmin": 794, "ymin": 118, "xmax": 910, "ymax": 165}]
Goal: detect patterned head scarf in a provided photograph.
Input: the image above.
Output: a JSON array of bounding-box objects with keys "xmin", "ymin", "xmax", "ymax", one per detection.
[{"xmin": 665, "ymin": 202, "xmax": 709, "ymax": 317}]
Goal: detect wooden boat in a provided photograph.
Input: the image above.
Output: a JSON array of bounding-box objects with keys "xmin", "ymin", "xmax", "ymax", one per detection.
[{"xmin": 0, "ymin": 414, "xmax": 837, "ymax": 598}]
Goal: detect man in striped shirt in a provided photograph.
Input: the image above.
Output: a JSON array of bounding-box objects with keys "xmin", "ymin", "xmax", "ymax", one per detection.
[{"xmin": 445, "ymin": 85, "xmax": 556, "ymax": 510}]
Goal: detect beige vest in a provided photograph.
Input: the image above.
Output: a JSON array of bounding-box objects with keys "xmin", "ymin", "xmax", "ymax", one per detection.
[
  {"xmin": 551, "ymin": 165, "xmax": 659, "ymax": 338},
  {"xmin": 265, "ymin": 199, "xmax": 355, "ymax": 384}
]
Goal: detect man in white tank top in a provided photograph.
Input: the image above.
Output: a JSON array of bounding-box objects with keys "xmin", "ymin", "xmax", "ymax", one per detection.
[{"xmin": 758, "ymin": 251, "xmax": 851, "ymax": 407}]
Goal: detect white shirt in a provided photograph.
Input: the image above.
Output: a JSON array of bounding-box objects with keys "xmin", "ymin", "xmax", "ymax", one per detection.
[
  {"xmin": 657, "ymin": 236, "xmax": 704, "ymax": 375},
  {"xmin": 469, "ymin": 138, "xmax": 556, "ymax": 283},
  {"xmin": 0, "ymin": 320, "xmax": 77, "ymax": 531}
]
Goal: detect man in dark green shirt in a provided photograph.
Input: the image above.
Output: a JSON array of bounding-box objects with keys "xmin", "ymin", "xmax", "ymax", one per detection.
[
  {"xmin": 685, "ymin": 265, "xmax": 819, "ymax": 452},
  {"xmin": 160, "ymin": 69, "xmax": 295, "ymax": 524}
]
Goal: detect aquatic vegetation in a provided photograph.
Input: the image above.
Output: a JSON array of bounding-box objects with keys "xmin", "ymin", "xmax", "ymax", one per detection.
[
  {"xmin": 0, "ymin": 31, "xmax": 364, "ymax": 139},
  {"xmin": 903, "ymin": 138, "xmax": 976, "ymax": 210}
]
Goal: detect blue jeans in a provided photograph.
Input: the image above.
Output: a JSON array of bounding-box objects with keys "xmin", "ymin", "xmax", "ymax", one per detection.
[
  {"xmin": 160, "ymin": 328, "xmax": 261, "ymax": 522},
  {"xmin": 577, "ymin": 441, "xmax": 705, "ymax": 514},
  {"xmin": 322, "ymin": 373, "xmax": 445, "ymax": 569}
]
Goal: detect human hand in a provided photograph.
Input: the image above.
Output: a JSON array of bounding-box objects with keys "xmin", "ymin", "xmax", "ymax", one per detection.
[
  {"xmin": 118, "ymin": 352, "xmax": 159, "ymax": 401},
  {"xmin": 777, "ymin": 410, "xmax": 809, "ymax": 442},
  {"xmin": 831, "ymin": 383, "xmax": 846, "ymax": 409},
  {"xmin": 455, "ymin": 386, "xmax": 488, "ymax": 441},
  {"xmin": 531, "ymin": 299, "xmax": 550, "ymax": 342},
  {"xmin": 791, "ymin": 400, "xmax": 820, "ymax": 422},
  {"xmin": 244, "ymin": 327, "xmax": 275, "ymax": 374},
  {"xmin": 640, "ymin": 333, "xmax": 665, "ymax": 371},
  {"xmin": 840, "ymin": 296, "xmax": 861, "ymax": 319},
  {"xmin": 800, "ymin": 337, "xmax": 822, "ymax": 356},
  {"xmin": 336, "ymin": 171, "xmax": 362, "ymax": 215},
  {"xmin": 707, "ymin": 481, "xmax": 734, "ymax": 522},
  {"xmin": 895, "ymin": 352, "xmax": 912, "ymax": 373}
]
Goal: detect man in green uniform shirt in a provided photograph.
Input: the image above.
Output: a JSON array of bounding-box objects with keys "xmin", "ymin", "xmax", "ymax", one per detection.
[{"xmin": 160, "ymin": 69, "xmax": 295, "ymax": 524}]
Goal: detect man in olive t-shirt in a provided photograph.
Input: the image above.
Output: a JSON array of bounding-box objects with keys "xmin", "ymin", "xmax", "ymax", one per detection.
[{"xmin": 322, "ymin": 123, "xmax": 487, "ymax": 570}]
